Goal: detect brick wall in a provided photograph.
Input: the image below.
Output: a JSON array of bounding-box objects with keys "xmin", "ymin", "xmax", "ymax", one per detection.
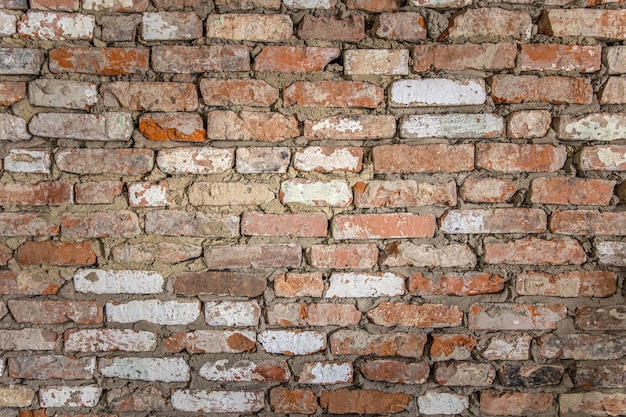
[{"xmin": 0, "ymin": 0, "xmax": 625, "ymax": 415}]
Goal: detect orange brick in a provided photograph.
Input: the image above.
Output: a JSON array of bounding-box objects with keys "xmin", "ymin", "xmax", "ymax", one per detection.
[
  {"xmin": 333, "ymin": 213, "xmax": 436, "ymax": 239},
  {"xmin": 321, "ymin": 389, "xmax": 410, "ymax": 414},
  {"xmin": 368, "ymin": 302, "xmax": 463, "ymax": 328},
  {"xmin": 430, "ymin": 334, "xmax": 476, "ymax": 361},
  {"xmin": 492, "ymin": 75, "xmax": 593, "ymax": 104},
  {"xmin": 550, "ymin": 210, "xmax": 626, "ymax": 235},
  {"xmin": 270, "ymin": 387, "xmax": 317, "ymax": 414},
  {"xmin": 139, "ymin": 113, "xmax": 205, "ymax": 142},
  {"xmin": 530, "ymin": 178, "xmax": 615, "ymax": 205},
  {"xmin": 477, "ymin": 143, "xmax": 566, "ymax": 173},
  {"xmin": 308, "ymin": 243, "xmax": 378, "ymax": 269},
  {"xmin": 345, "ymin": 0, "xmax": 400, "ymax": 11},
  {"xmin": 255, "ymin": 46, "xmax": 340, "ymax": 72},
  {"xmin": 16, "ymin": 241, "xmax": 96, "ymax": 266},
  {"xmin": 200, "ymin": 79, "xmax": 278, "ymax": 106},
  {"xmin": 520, "ymin": 44, "xmax": 601, "ymax": 73},
  {"xmin": 374, "ymin": 144, "xmax": 474, "ymax": 173},
  {"xmin": 485, "ymin": 237, "xmax": 586, "ymax": 265},
  {"xmin": 0, "ymin": 82, "xmax": 26, "ymax": 106},
  {"xmin": 273, "ymin": 272, "xmax": 324, "ymax": 298},
  {"xmin": 409, "ymin": 273, "xmax": 505, "ymax": 296},
  {"xmin": 49, "ymin": 47, "xmax": 149, "ymax": 75}
]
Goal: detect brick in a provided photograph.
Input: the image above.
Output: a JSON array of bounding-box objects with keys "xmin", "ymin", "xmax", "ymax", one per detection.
[
  {"xmin": 270, "ymin": 387, "xmax": 317, "ymax": 414},
  {"xmin": 321, "ymin": 389, "xmax": 410, "ymax": 414},
  {"xmin": 145, "ymin": 210, "xmax": 239, "ymax": 237},
  {"xmin": 383, "ymin": 242, "xmax": 477, "ymax": 268},
  {"xmin": 99, "ymin": 357, "xmax": 189, "ymax": 382},
  {"xmin": 600, "ymin": 77, "xmax": 626, "ymax": 104},
  {"xmin": 480, "ymin": 391, "xmax": 553, "ymax": 416},
  {"xmin": 570, "ymin": 364, "xmax": 626, "ymax": 389},
  {"xmin": 152, "ymin": 45, "xmax": 250, "ymax": 73},
  {"xmin": 516, "ymin": 271, "xmax": 617, "ymax": 297},
  {"xmin": 267, "ymin": 303, "xmax": 361, "ymax": 327},
  {"xmin": 172, "ymin": 390, "xmax": 264, "ymax": 413},
  {"xmin": 444, "ymin": 8, "xmax": 531, "ymax": 42},
  {"xmin": 520, "ymin": 44, "xmax": 601, "ymax": 73},
  {"xmin": 106, "ymin": 299, "xmax": 201, "ymax": 325},
  {"xmin": 102, "ymin": 82, "xmax": 197, "ymax": 112},
  {"xmin": 368, "ymin": 302, "xmax": 463, "ymax": 328},
  {"xmin": 469, "ymin": 304, "xmax": 567, "ymax": 330},
  {"xmin": 333, "ymin": 213, "xmax": 436, "ymax": 239},
  {"xmin": 127, "ymin": 182, "xmax": 169, "ymax": 207},
  {"xmin": 8, "ymin": 356, "xmax": 94, "ymax": 379},
  {"xmin": 344, "ymin": 49, "xmax": 409, "ymax": 75},
  {"xmin": 189, "ymin": 182, "xmax": 274, "ymax": 206},
  {"xmin": 284, "ymin": 81, "xmax": 383, "ymax": 108},
  {"xmin": 360, "ymin": 360, "xmax": 429, "ymax": 384},
  {"xmin": 374, "ymin": 144, "xmax": 474, "ymax": 173},
  {"xmin": 579, "ymin": 145, "xmax": 626, "ymax": 171},
  {"xmin": 0, "ymin": 82, "xmax": 25, "ymax": 106},
  {"xmin": 411, "ymin": 0, "xmax": 471, "ymax": 6},
  {"xmin": 255, "ymin": 46, "xmax": 339, "ymax": 72},
  {"xmin": 500, "ymin": 363, "xmax": 564, "ymax": 387},
  {"xmin": 392, "ymin": 78, "xmax": 485, "ymax": 106},
  {"xmin": 139, "ymin": 113, "xmax": 205, "ymax": 142},
  {"xmin": 418, "ymin": 391, "xmax": 469, "ymax": 415},
  {"xmin": 207, "ymin": 110, "xmax": 299, "ymax": 142},
  {"xmin": 0, "ymin": 12, "xmax": 15, "ymax": 36},
  {"xmin": 207, "ymin": 14, "xmax": 292, "ymax": 41},
  {"xmin": 400, "ymin": 113, "xmax": 503, "ymax": 139},
  {"xmin": 4, "ymin": 149, "xmax": 50, "ymax": 174},
  {"xmin": 477, "ymin": 143, "xmax": 566, "ymax": 172},
  {"xmin": 441, "ymin": 208, "xmax": 547, "ymax": 234},
  {"xmin": 107, "ymin": 386, "xmax": 166, "ymax": 412},
  {"xmin": 0, "ymin": 0, "xmax": 26, "ymax": 7},
  {"xmin": 0, "ymin": 386, "xmax": 34, "ymax": 407},
  {"xmin": 551, "ymin": 210, "xmax": 626, "ymax": 235},
  {"xmin": 112, "ymin": 242, "xmax": 200, "ymax": 264},
  {"xmin": 57, "ymin": 148, "xmax": 152, "ymax": 175},
  {"xmin": 163, "ymin": 330, "xmax": 256, "ymax": 353},
  {"xmin": 435, "ymin": 362, "xmax": 495, "ymax": 386},
  {"xmin": 0, "ymin": 244, "xmax": 11, "ymax": 266},
  {"xmin": 0, "ymin": 182, "xmax": 72, "ymax": 206},
  {"xmin": 409, "ymin": 272, "xmax": 504, "ymax": 296},
  {"xmin": 280, "ymin": 179, "xmax": 352, "ymax": 207},
  {"xmin": 605, "ymin": 46, "xmax": 626, "ymax": 74},
  {"xmin": 141, "ymin": 12, "xmax": 201, "ymax": 40},
  {"xmin": 298, "ymin": 15, "xmax": 364, "ymax": 42},
  {"xmin": 29, "ymin": 79, "xmax": 98, "ymax": 110},
  {"xmin": 0, "ymin": 48, "xmax": 43, "ymax": 74},
  {"xmin": 205, "ymin": 244, "xmax": 301, "ymax": 269},
  {"xmin": 18, "ymin": 12, "xmax": 94, "ymax": 40},
  {"xmin": 74, "ymin": 269, "xmax": 163, "ymax": 294},
  {"xmin": 236, "ymin": 147, "xmax": 290, "ymax": 173},
  {"xmin": 49, "ymin": 47, "xmax": 149, "ymax": 75},
  {"xmin": 75, "ymin": 181, "xmax": 123, "ymax": 204},
  {"xmin": 346, "ymin": 0, "xmax": 400, "ymax": 11},
  {"xmin": 199, "ymin": 359, "xmax": 290, "ymax": 382},
  {"xmin": 538, "ymin": 334, "xmax": 626, "ymax": 360},
  {"xmin": 84, "ymin": 0, "xmax": 147, "ymax": 10},
  {"xmin": 355, "ymin": 180, "xmax": 456, "ymax": 207},
  {"xmin": 308, "ymin": 243, "xmax": 377, "ymax": 269},
  {"xmin": 556, "ymin": 113, "xmax": 626, "ymax": 142},
  {"xmin": 31, "ymin": 0, "xmax": 79, "ymax": 10},
  {"xmin": 0, "ymin": 329, "xmax": 59, "ymax": 350},
  {"xmin": 62, "ymin": 211, "xmax": 140, "ymax": 238},
  {"xmin": 299, "ymin": 361, "xmax": 352, "ymax": 384},
  {"xmin": 560, "ymin": 392, "xmax": 626, "ymax": 417},
  {"xmin": 539, "ymin": 9, "xmax": 626, "ymax": 40},
  {"xmin": 507, "ymin": 110, "xmax": 551, "ymax": 139},
  {"xmin": 326, "ymin": 272, "xmax": 404, "ymax": 298},
  {"xmin": 531, "ymin": 178, "xmax": 615, "ymax": 205},
  {"xmin": 0, "ymin": 114, "xmax": 30, "ymax": 140},
  {"xmin": 8, "ymin": 300, "xmax": 101, "ymax": 324},
  {"xmin": 259, "ymin": 330, "xmax": 326, "ymax": 354},
  {"xmin": 373, "ymin": 12, "xmax": 426, "ymax": 41},
  {"xmin": 284, "ymin": 0, "xmax": 335, "ymax": 7},
  {"xmin": 460, "ymin": 178, "xmax": 517, "ymax": 203},
  {"xmin": 0, "ymin": 269, "xmax": 63, "ymax": 295},
  {"xmin": 491, "ymin": 75, "xmax": 593, "ymax": 104},
  {"xmin": 30, "ymin": 112, "xmax": 132, "ymax": 141},
  {"xmin": 0, "ymin": 213, "xmax": 58, "ymax": 237},
  {"xmin": 242, "ymin": 212, "xmax": 327, "ymax": 237},
  {"xmin": 157, "ymin": 147, "xmax": 233, "ymax": 175},
  {"xmin": 173, "ymin": 271, "xmax": 266, "ymax": 296},
  {"xmin": 479, "ymin": 333, "xmax": 532, "ymax": 361},
  {"xmin": 64, "ymin": 329, "xmax": 157, "ymax": 352},
  {"xmin": 575, "ymin": 305, "xmax": 626, "ymax": 330},
  {"xmin": 413, "ymin": 43, "xmax": 516, "ymax": 72},
  {"xmin": 200, "ymin": 78, "xmax": 278, "ymax": 106},
  {"xmin": 205, "ymin": 301, "xmax": 261, "ymax": 327},
  {"xmin": 16, "ymin": 241, "xmax": 95, "ymax": 266},
  {"xmin": 274, "ymin": 272, "xmax": 323, "ymax": 298},
  {"xmin": 430, "ymin": 334, "xmax": 476, "ymax": 361},
  {"xmin": 305, "ymin": 115, "xmax": 396, "ymax": 140},
  {"xmin": 102, "ymin": 14, "xmax": 141, "ymax": 41},
  {"xmin": 597, "ymin": 241, "xmax": 626, "ymax": 266},
  {"xmin": 161, "ymin": 0, "xmax": 216, "ymax": 8},
  {"xmin": 331, "ymin": 330, "xmax": 426, "ymax": 357},
  {"xmin": 294, "ymin": 147, "xmax": 362, "ymax": 172}
]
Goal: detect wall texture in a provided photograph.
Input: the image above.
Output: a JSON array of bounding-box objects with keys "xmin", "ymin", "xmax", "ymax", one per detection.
[{"xmin": 0, "ymin": 0, "xmax": 625, "ymax": 415}]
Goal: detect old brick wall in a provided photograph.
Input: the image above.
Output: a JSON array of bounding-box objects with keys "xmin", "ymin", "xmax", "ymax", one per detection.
[{"xmin": 0, "ymin": 0, "xmax": 625, "ymax": 415}]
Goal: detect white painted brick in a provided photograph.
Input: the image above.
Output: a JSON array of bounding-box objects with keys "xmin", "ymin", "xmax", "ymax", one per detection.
[
  {"xmin": 74, "ymin": 269, "xmax": 164, "ymax": 294},
  {"xmin": 106, "ymin": 299, "xmax": 201, "ymax": 325},
  {"xmin": 204, "ymin": 301, "xmax": 261, "ymax": 327},
  {"xmin": 284, "ymin": 0, "xmax": 335, "ymax": 8},
  {"xmin": 258, "ymin": 330, "xmax": 326, "ymax": 355},
  {"xmin": 18, "ymin": 12, "xmax": 95, "ymax": 40},
  {"xmin": 299, "ymin": 361, "xmax": 353, "ymax": 384},
  {"xmin": 64, "ymin": 329, "xmax": 157, "ymax": 352},
  {"xmin": 326, "ymin": 272, "xmax": 405, "ymax": 298},
  {"xmin": 128, "ymin": 182, "xmax": 170, "ymax": 207},
  {"xmin": 172, "ymin": 390, "xmax": 264, "ymax": 413},
  {"xmin": 409, "ymin": 0, "xmax": 472, "ymax": 7},
  {"xmin": 0, "ymin": 11, "xmax": 17, "ymax": 36},
  {"xmin": 556, "ymin": 113, "xmax": 626, "ymax": 141},
  {"xmin": 199, "ymin": 359, "xmax": 290, "ymax": 382},
  {"xmin": 28, "ymin": 79, "xmax": 98, "ymax": 110},
  {"xmin": 3, "ymin": 149, "xmax": 51, "ymax": 174},
  {"xmin": 418, "ymin": 391, "xmax": 469, "ymax": 415},
  {"xmin": 157, "ymin": 147, "xmax": 234, "ymax": 175},
  {"xmin": 596, "ymin": 241, "xmax": 626, "ymax": 267},
  {"xmin": 142, "ymin": 12, "xmax": 201, "ymax": 40},
  {"xmin": 390, "ymin": 79, "xmax": 486, "ymax": 106},
  {"xmin": 400, "ymin": 114, "xmax": 503, "ymax": 139},
  {"xmin": 99, "ymin": 357, "xmax": 190, "ymax": 382},
  {"xmin": 294, "ymin": 147, "xmax": 361, "ymax": 172},
  {"xmin": 39, "ymin": 385, "xmax": 101, "ymax": 408},
  {"xmin": 280, "ymin": 179, "xmax": 352, "ymax": 207},
  {"xmin": 0, "ymin": 114, "xmax": 30, "ymax": 140}
]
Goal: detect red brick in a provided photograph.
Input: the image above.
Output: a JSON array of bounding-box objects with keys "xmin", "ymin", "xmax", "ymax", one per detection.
[
  {"xmin": 304, "ymin": 115, "xmax": 396, "ymax": 140},
  {"xmin": 539, "ymin": 9, "xmax": 626, "ymax": 40},
  {"xmin": 102, "ymin": 82, "xmax": 197, "ymax": 112},
  {"xmin": 174, "ymin": 271, "xmax": 266, "ymax": 296},
  {"xmin": 507, "ymin": 110, "xmax": 552, "ymax": 139},
  {"xmin": 600, "ymin": 76, "xmax": 626, "ymax": 104},
  {"xmin": 255, "ymin": 46, "xmax": 340, "ymax": 72},
  {"xmin": 360, "ymin": 360, "xmax": 429, "ymax": 384},
  {"xmin": 321, "ymin": 389, "xmax": 410, "ymax": 414},
  {"xmin": 0, "ymin": 213, "xmax": 59, "ymax": 237},
  {"xmin": 374, "ymin": 144, "xmax": 474, "ymax": 173},
  {"xmin": 332, "ymin": 213, "xmax": 436, "ymax": 239},
  {"xmin": 531, "ymin": 178, "xmax": 615, "ymax": 205},
  {"xmin": 206, "ymin": 14, "xmax": 292, "ymax": 42},
  {"xmin": 284, "ymin": 81, "xmax": 383, "ymax": 108},
  {"xmin": 516, "ymin": 271, "xmax": 617, "ymax": 298},
  {"xmin": 75, "ymin": 181, "xmax": 123, "ymax": 204},
  {"xmin": 480, "ymin": 391, "xmax": 553, "ymax": 416},
  {"xmin": 520, "ymin": 44, "xmax": 601, "ymax": 73},
  {"xmin": 0, "ymin": 269, "xmax": 63, "ymax": 295},
  {"xmin": 440, "ymin": 208, "xmax": 547, "ymax": 234},
  {"xmin": 17, "ymin": 410, "xmax": 47, "ymax": 417},
  {"xmin": 9, "ymin": 355, "xmax": 94, "ymax": 379},
  {"xmin": 139, "ymin": 113, "xmax": 205, "ymax": 142},
  {"xmin": 374, "ymin": 12, "xmax": 426, "ymax": 41},
  {"xmin": 469, "ymin": 304, "xmax": 567, "ymax": 330},
  {"xmin": 570, "ymin": 364, "xmax": 626, "ymax": 389},
  {"xmin": 107, "ymin": 386, "xmax": 166, "ymax": 412},
  {"xmin": 491, "ymin": 75, "xmax": 593, "ymax": 104},
  {"xmin": 430, "ymin": 334, "xmax": 476, "ymax": 361},
  {"xmin": 7, "ymin": 300, "xmax": 102, "ymax": 324},
  {"xmin": 151, "ymin": 45, "xmax": 250, "ymax": 73},
  {"xmin": 266, "ymin": 303, "xmax": 361, "ymax": 327},
  {"xmin": 345, "ymin": 0, "xmax": 401, "ymax": 11},
  {"xmin": 206, "ymin": 110, "xmax": 299, "ymax": 142},
  {"xmin": 477, "ymin": 143, "xmax": 566, "ymax": 173},
  {"xmin": 0, "ymin": 243, "xmax": 11, "ymax": 266},
  {"xmin": 270, "ymin": 387, "xmax": 317, "ymax": 414},
  {"xmin": 435, "ymin": 362, "xmax": 496, "ymax": 386},
  {"xmin": 308, "ymin": 243, "xmax": 378, "ymax": 269},
  {"xmin": 273, "ymin": 272, "xmax": 324, "ymax": 298},
  {"xmin": 579, "ymin": 145, "xmax": 626, "ymax": 171},
  {"xmin": 413, "ymin": 43, "xmax": 516, "ymax": 72},
  {"xmin": 550, "ymin": 210, "xmax": 626, "ymax": 235},
  {"xmin": 242, "ymin": 212, "xmax": 327, "ymax": 237},
  {"xmin": 298, "ymin": 14, "xmax": 364, "ymax": 42},
  {"xmin": 575, "ymin": 305, "xmax": 626, "ymax": 330},
  {"xmin": 460, "ymin": 178, "xmax": 517, "ymax": 203},
  {"xmin": 49, "ymin": 47, "xmax": 149, "ymax": 75},
  {"xmin": 61, "ymin": 211, "xmax": 140, "ymax": 238},
  {"xmin": 355, "ymin": 180, "xmax": 456, "ymax": 207},
  {"xmin": 56, "ymin": 149, "xmax": 154, "ymax": 175},
  {"xmin": 442, "ymin": 8, "xmax": 532, "ymax": 42},
  {"xmin": 409, "ymin": 273, "xmax": 505, "ymax": 296},
  {"xmin": 0, "ymin": 82, "xmax": 25, "ymax": 106},
  {"xmin": 368, "ymin": 302, "xmax": 463, "ymax": 328},
  {"xmin": 0, "ymin": 182, "xmax": 72, "ymax": 206},
  {"xmin": 485, "ymin": 237, "xmax": 586, "ymax": 265},
  {"xmin": 330, "ymin": 330, "xmax": 427, "ymax": 357},
  {"xmin": 30, "ymin": 0, "xmax": 78, "ymax": 10},
  {"xmin": 200, "ymin": 79, "xmax": 278, "ymax": 106},
  {"xmin": 205, "ymin": 243, "xmax": 302, "ymax": 269},
  {"xmin": 16, "ymin": 241, "xmax": 96, "ymax": 266}
]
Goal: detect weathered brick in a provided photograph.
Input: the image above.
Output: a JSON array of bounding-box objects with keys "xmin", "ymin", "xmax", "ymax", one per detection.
[
  {"xmin": 575, "ymin": 305, "xmax": 626, "ymax": 331},
  {"xmin": 0, "ymin": 182, "xmax": 72, "ymax": 206},
  {"xmin": 600, "ymin": 76, "xmax": 626, "ymax": 104},
  {"xmin": 411, "ymin": 0, "xmax": 471, "ymax": 6},
  {"xmin": 49, "ymin": 47, "xmax": 149, "ymax": 75},
  {"xmin": 469, "ymin": 304, "xmax": 567, "ymax": 330},
  {"xmin": 0, "ymin": 213, "xmax": 58, "ymax": 237},
  {"xmin": 479, "ymin": 333, "xmax": 532, "ymax": 361},
  {"xmin": 507, "ymin": 110, "xmax": 551, "ymax": 139},
  {"xmin": 538, "ymin": 334, "xmax": 626, "ymax": 360},
  {"xmin": 460, "ymin": 178, "xmax": 517, "ymax": 203},
  {"xmin": 520, "ymin": 44, "xmax": 601, "ymax": 73},
  {"xmin": 101, "ymin": 14, "xmax": 141, "ymax": 41},
  {"xmin": 62, "ymin": 211, "xmax": 140, "ymax": 238},
  {"xmin": 83, "ymin": 0, "xmax": 148, "ymax": 11},
  {"xmin": 368, "ymin": 302, "xmax": 463, "ymax": 328},
  {"xmin": 200, "ymin": 79, "xmax": 278, "ymax": 106},
  {"xmin": 0, "ymin": 48, "xmax": 43, "ymax": 74},
  {"xmin": 0, "ymin": 269, "xmax": 63, "ymax": 295},
  {"xmin": 40, "ymin": 386, "xmax": 101, "ymax": 408},
  {"xmin": 539, "ymin": 9, "xmax": 626, "ymax": 40},
  {"xmin": 299, "ymin": 361, "xmax": 352, "ymax": 384},
  {"xmin": 280, "ymin": 179, "xmax": 352, "ymax": 207},
  {"xmin": 355, "ymin": 180, "xmax": 456, "ymax": 207},
  {"xmin": 29, "ymin": 79, "xmax": 98, "ymax": 110},
  {"xmin": 409, "ymin": 272, "xmax": 504, "ymax": 296},
  {"xmin": 163, "ymin": 330, "xmax": 256, "ymax": 353},
  {"xmin": 443, "ymin": 8, "xmax": 532, "ymax": 42},
  {"xmin": 106, "ymin": 299, "xmax": 200, "ymax": 325},
  {"xmin": 0, "ymin": 386, "xmax": 35, "ymax": 407},
  {"xmin": 383, "ymin": 242, "xmax": 477, "ymax": 268},
  {"xmin": 75, "ymin": 181, "xmax": 123, "ymax": 204},
  {"xmin": 172, "ymin": 390, "xmax": 264, "ymax": 413},
  {"xmin": 266, "ymin": 303, "xmax": 361, "ymax": 327},
  {"xmin": 151, "ymin": 45, "xmax": 250, "ymax": 73},
  {"xmin": 205, "ymin": 243, "xmax": 301, "ymax": 269},
  {"xmin": 579, "ymin": 145, "xmax": 626, "ymax": 171},
  {"xmin": 259, "ymin": 330, "xmax": 326, "ymax": 354},
  {"xmin": 551, "ymin": 210, "xmax": 626, "ymax": 235},
  {"xmin": 298, "ymin": 14, "xmax": 364, "ymax": 42},
  {"xmin": 8, "ymin": 300, "xmax": 101, "ymax": 324},
  {"xmin": 326, "ymin": 272, "xmax": 405, "ymax": 298},
  {"xmin": 492, "ymin": 75, "xmax": 593, "ymax": 104},
  {"xmin": 64, "ymin": 329, "xmax": 157, "ymax": 352},
  {"xmin": 308, "ymin": 243, "xmax": 377, "ymax": 269},
  {"xmin": 0, "ymin": 82, "xmax": 25, "ymax": 106},
  {"xmin": 597, "ymin": 241, "xmax": 626, "ymax": 267},
  {"xmin": 435, "ymin": 362, "xmax": 496, "ymax": 386},
  {"xmin": 127, "ymin": 182, "xmax": 170, "ymax": 207},
  {"xmin": 189, "ymin": 182, "xmax": 274, "ymax": 206},
  {"xmin": 102, "ymin": 82, "xmax": 197, "ymax": 112},
  {"xmin": 8, "ymin": 355, "xmax": 95, "ymax": 379},
  {"xmin": 173, "ymin": 271, "xmax": 266, "ymax": 296},
  {"xmin": 16, "ymin": 241, "xmax": 94, "ymax": 266},
  {"xmin": 30, "ymin": 0, "xmax": 79, "ymax": 10},
  {"xmin": 0, "ymin": 114, "xmax": 30, "ymax": 140},
  {"xmin": 107, "ymin": 386, "xmax": 166, "ymax": 412},
  {"xmin": 207, "ymin": 14, "xmax": 292, "ymax": 41},
  {"xmin": 374, "ymin": 144, "xmax": 474, "ymax": 173},
  {"xmin": 274, "ymin": 272, "xmax": 323, "ymax": 298},
  {"xmin": 330, "ymin": 330, "xmax": 426, "ymax": 357},
  {"xmin": 344, "ymin": 49, "xmax": 409, "ymax": 75},
  {"xmin": 413, "ymin": 43, "xmax": 516, "ymax": 72},
  {"xmin": 418, "ymin": 391, "xmax": 469, "ymax": 415},
  {"xmin": 270, "ymin": 387, "xmax": 318, "ymax": 414},
  {"xmin": 0, "ymin": 329, "xmax": 59, "ymax": 350},
  {"xmin": 0, "ymin": 244, "xmax": 11, "ymax": 266},
  {"xmin": 321, "ymin": 389, "xmax": 410, "ymax": 414},
  {"xmin": 441, "ymin": 208, "xmax": 547, "ymax": 234},
  {"xmin": 157, "ymin": 147, "xmax": 233, "ymax": 175},
  {"xmin": 570, "ymin": 364, "xmax": 626, "ymax": 389},
  {"xmin": 400, "ymin": 113, "xmax": 503, "ymax": 139},
  {"xmin": 207, "ymin": 110, "xmax": 299, "ymax": 141},
  {"xmin": 236, "ymin": 147, "xmax": 290, "ymax": 173},
  {"xmin": 480, "ymin": 391, "xmax": 553, "ymax": 416},
  {"xmin": 242, "ymin": 212, "xmax": 327, "ymax": 237},
  {"xmin": 430, "ymin": 334, "xmax": 476, "ymax": 361},
  {"xmin": 30, "ymin": 112, "xmax": 132, "ymax": 141},
  {"xmin": 531, "ymin": 178, "xmax": 615, "ymax": 205},
  {"xmin": 74, "ymin": 269, "xmax": 163, "ymax": 294},
  {"xmin": 139, "ymin": 113, "xmax": 205, "ymax": 142},
  {"xmin": 199, "ymin": 359, "xmax": 290, "ymax": 382},
  {"xmin": 56, "ymin": 149, "xmax": 154, "ymax": 175},
  {"xmin": 373, "ymin": 12, "xmax": 426, "ymax": 41},
  {"xmin": 18, "ymin": 12, "xmax": 94, "ymax": 40},
  {"xmin": 99, "ymin": 357, "xmax": 189, "ymax": 382},
  {"xmin": 141, "ymin": 12, "xmax": 201, "ymax": 40},
  {"xmin": 333, "ymin": 213, "xmax": 436, "ymax": 239},
  {"xmin": 284, "ymin": 81, "xmax": 382, "ymax": 108},
  {"xmin": 255, "ymin": 46, "xmax": 339, "ymax": 72},
  {"xmin": 556, "ymin": 113, "xmax": 626, "ymax": 142},
  {"xmin": 284, "ymin": 0, "xmax": 335, "ymax": 8},
  {"xmin": 499, "ymin": 363, "xmax": 564, "ymax": 387},
  {"xmin": 360, "ymin": 359, "xmax": 429, "ymax": 384},
  {"xmin": 516, "ymin": 271, "xmax": 617, "ymax": 297},
  {"xmin": 305, "ymin": 115, "xmax": 396, "ymax": 140},
  {"xmin": 346, "ymin": 0, "xmax": 400, "ymax": 11},
  {"xmin": 391, "ymin": 78, "xmax": 485, "ymax": 106},
  {"xmin": 205, "ymin": 300, "xmax": 261, "ymax": 327},
  {"xmin": 560, "ymin": 392, "xmax": 626, "ymax": 416},
  {"xmin": 4, "ymin": 149, "xmax": 50, "ymax": 174},
  {"xmin": 145, "ymin": 210, "xmax": 239, "ymax": 237},
  {"xmin": 0, "ymin": 0, "xmax": 26, "ymax": 8},
  {"xmin": 477, "ymin": 143, "xmax": 566, "ymax": 172},
  {"xmin": 294, "ymin": 146, "xmax": 362, "ymax": 172},
  {"xmin": 605, "ymin": 46, "xmax": 626, "ymax": 74}
]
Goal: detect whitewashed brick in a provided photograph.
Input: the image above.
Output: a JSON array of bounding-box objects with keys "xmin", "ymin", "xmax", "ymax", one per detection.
[
  {"xmin": 410, "ymin": 0, "xmax": 471, "ymax": 7},
  {"xmin": 382, "ymin": 242, "xmax": 477, "ymax": 268},
  {"xmin": 142, "ymin": 12, "xmax": 201, "ymax": 40},
  {"xmin": 344, "ymin": 49, "xmax": 409, "ymax": 75},
  {"xmin": 294, "ymin": 147, "xmax": 362, "ymax": 172},
  {"xmin": 18, "ymin": 12, "xmax": 94, "ymax": 40},
  {"xmin": 556, "ymin": 113, "xmax": 626, "ymax": 141},
  {"xmin": 204, "ymin": 301, "xmax": 261, "ymax": 327},
  {"xmin": 29, "ymin": 79, "xmax": 98, "ymax": 110},
  {"xmin": 284, "ymin": 0, "xmax": 335, "ymax": 8},
  {"xmin": 106, "ymin": 299, "xmax": 201, "ymax": 325},
  {"xmin": 299, "ymin": 361, "xmax": 353, "ymax": 384},
  {"xmin": 479, "ymin": 333, "xmax": 532, "ymax": 361},
  {"xmin": 64, "ymin": 329, "xmax": 157, "ymax": 352},
  {"xmin": 128, "ymin": 182, "xmax": 170, "ymax": 207},
  {"xmin": 418, "ymin": 391, "xmax": 469, "ymax": 415},
  {"xmin": 596, "ymin": 241, "xmax": 626, "ymax": 267},
  {"xmin": 400, "ymin": 114, "xmax": 503, "ymax": 139},
  {"xmin": 0, "ymin": 114, "xmax": 30, "ymax": 140},
  {"xmin": 157, "ymin": 147, "xmax": 234, "ymax": 175},
  {"xmin": 99, "ymin": 357, "xmax": 190, "ymax": 382},
  {"xmin": 606, "ymin": 46, "xmax": 626, "ymax": 74},
  {"xmin": 29, "ymin": 112, "xmax": 133, "ymax": 141},
  {"xmin": 172, "ymin": 390, "xmax": 264, "ymax": 413},
  {"xmin": 3, "ymin": 149, "xmax": 51, "ymax": 174},
  {"xmin": 280, "ymin": 179, "xmax": 352, "ymax": 207},
  {"xmin": 199, "ymin": 359, "xmax": 290, "ymax": 382},
  {"xmin": 0, "ymin": 11, "xmax": 16, "ymax": 36},
  {"xmin": 74, "ymin": 269, "xmax": 164, "ymax": 294},
  {"xmin": 326, "ymin": 272, "xmax": 405, "ymax": 298},
  {"xmin": 258, "ymin": 330, "xmax": 326, "ymax": 355},
  {"xmin": 390, "ymin": 79, "xmax": 486, "ymax": 106},
  {"xmin": 0, "ymin": 385, "xmax": 34, "ymax": 407},
  {"xmin": 39, "ymin": 385, "xmax": 101, "ymax": 408},
  {"xmin": 236, "ymin": 147, "xmax": 290, "ymax": 173}
]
